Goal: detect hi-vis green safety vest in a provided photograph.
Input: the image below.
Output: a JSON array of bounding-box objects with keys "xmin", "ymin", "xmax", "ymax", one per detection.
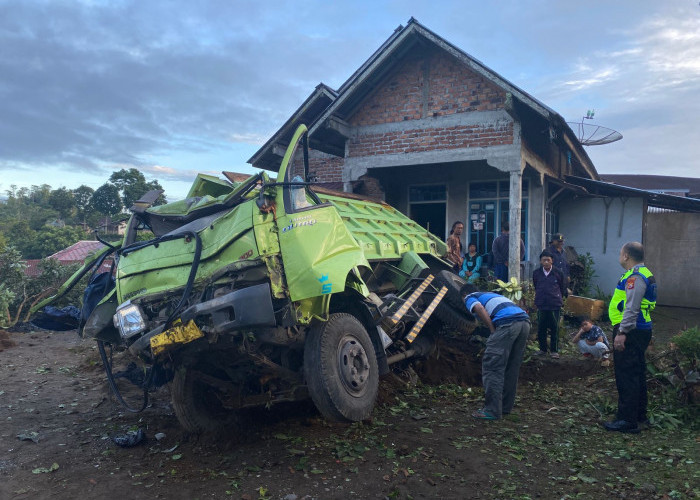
[{"xmin": 608, "ymin": 265, "xmax": 657, "ymax": 330}]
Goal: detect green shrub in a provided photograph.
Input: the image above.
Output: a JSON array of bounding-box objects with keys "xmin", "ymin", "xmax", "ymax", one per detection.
[{"xmin": 671, "ymin": 326, "xmax": 700, "ymax": 360}]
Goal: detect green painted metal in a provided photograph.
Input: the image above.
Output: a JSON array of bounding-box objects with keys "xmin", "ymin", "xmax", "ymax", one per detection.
[
  {"xmin": 317, "ymin": 193, "xmax": 446, "ymax": 261},
  {"xmin": 34, "ymin": 124, "xmax": 450, "ymax": 330},
  {"xmin": 116, "ymin": 202, "xmax": 260, "ymax": 303},
  {"xmin": 277, "ymin": 204, "xmax": 371, "ymax": 303}
]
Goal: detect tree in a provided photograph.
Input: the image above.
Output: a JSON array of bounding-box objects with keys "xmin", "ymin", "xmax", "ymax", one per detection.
[
  {"xmin": 0, "ymin": 242, "xmax": 82, "ymax": 327},
  {"xmin": 0, "ymin": 243, "xmax": 25, "ymax": 326},
  {"xmin": 91, "ymin": 183, "xmax": 122, "ymax": 216},
  {"xmin": 5, "ymin": 220, "xmax": 35, "ymax": 256},
  {"xmin": 72, "ymin": 185, "xmax": 95, "ymax": 222},
  {"xmin": 23, "ymin": 225, "xmax": 88, "ymax": 259},
  {"xmin": 28, "ymin": 184, "xmax": 52, "ymax": 206},
  {"xmin": 109, "ymin": 168, "xmax": 165, "ymax": 209},
  {"xmin": 48, "ymin": 187, "xmax": 76, "ymax": 220}
]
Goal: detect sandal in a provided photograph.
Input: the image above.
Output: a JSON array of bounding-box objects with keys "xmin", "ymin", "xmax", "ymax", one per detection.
[{"xmin": 472, "ymin": 409, "xmax": 497, "ymax": 420}]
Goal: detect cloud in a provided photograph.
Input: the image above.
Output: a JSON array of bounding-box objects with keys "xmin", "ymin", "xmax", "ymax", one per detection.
[
  {"xmin": 1, "ymin": 0, "xmax": 698, "ymax": 187},
  {"xmin": 0, "ymin": 1, "xmax": 355, "ymax": 177},
  {"xmin": 137, "ymin": 164, "xmax": 220, "ymax": 183},
  {"xmin": 227, "ymin": 133, "xmax": 270, "ymax": 146}
]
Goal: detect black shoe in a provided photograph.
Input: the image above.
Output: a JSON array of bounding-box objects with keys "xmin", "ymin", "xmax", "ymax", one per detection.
[
  {"xmin": 603, "ymin": 420, "xmax": 640, "ymax": 434},
  {"xmin": 638, "ymin": 419, "xmax": 651, "ymax": 430}
]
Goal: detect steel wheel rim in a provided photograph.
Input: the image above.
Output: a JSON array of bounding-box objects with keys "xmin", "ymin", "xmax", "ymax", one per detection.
[{"xmin": 337, "ymin": 334, "xmax": 371, "ymax": 397}]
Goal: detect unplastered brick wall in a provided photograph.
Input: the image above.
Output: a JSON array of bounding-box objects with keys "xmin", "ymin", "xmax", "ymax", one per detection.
[
  {"xmin": 347, "ymin": 49, "xmax": 512, "ymax": 157},
  {"xmin": 348, "ymin": 123, "xmax": 514, "ymax": 157},
  {"xmin": 291, "ymin": 149, "xmax": 344, "ymax": 183}
]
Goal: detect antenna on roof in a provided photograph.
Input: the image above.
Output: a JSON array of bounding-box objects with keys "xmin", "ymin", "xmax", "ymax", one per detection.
[{"xmin": 567, "ymin": 110, "xmax": 622, "ymax": 146}]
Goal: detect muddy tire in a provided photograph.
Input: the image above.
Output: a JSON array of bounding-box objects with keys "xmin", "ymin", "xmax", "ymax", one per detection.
[
  {"xmin": 171, "ymin": 367, "xmax": 234, "ymax": 433},
  {"xmin": 430, "ymin": 271, "xmax": 476, "ymax": 334},
  {"xmin": 433, "ymin": 301, "xmax": 477, "ymax": 335},
  {"xmin": 432, "ymin": 270, "xmax": 469, "ymax": 310},
  {"xmin": 304, "ymin": 313, "xmax": 379, "ymax": 422}
]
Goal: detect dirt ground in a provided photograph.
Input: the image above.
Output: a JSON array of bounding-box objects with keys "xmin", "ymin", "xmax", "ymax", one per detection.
[{"xmin": 1, "ymin": 306, "xmax": 698, "ymax": 500}]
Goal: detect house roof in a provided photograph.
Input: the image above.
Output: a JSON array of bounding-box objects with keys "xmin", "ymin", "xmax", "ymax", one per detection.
[
  {"xmin": 48, "ymin": 240, "xmax": 106, "ymax": 262},
  {"xmin": 23, "ymin": 259, "xmax": 42, "ymax": 277},
  {"xmin": 222, "ymin": 171, "xmax": 255, "ymax": 183},
  {"xmin": 248, "ymin": 83, "xmax": 338, "ymax": 171},
  {"xmin": 600, "ymin": 174, "xmax": 700, "ymax": 197},
  {"xmin": 565, "ymin": 176, "xmax": 700, "ymax": 213},
  {"xmin": 250, "ymin": 17, "xmax": 597, "ymax": 180}
]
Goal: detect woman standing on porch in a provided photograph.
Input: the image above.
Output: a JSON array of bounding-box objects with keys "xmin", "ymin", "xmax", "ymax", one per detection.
[{"xmin": 445, "ymin": 221, "xmax": 464, "ymax": 273}]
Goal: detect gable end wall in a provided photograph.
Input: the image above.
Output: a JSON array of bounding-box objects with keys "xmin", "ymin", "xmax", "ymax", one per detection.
[{"xmin": 312, "ymin": 49, "xmax": 515, "ymax": 183}]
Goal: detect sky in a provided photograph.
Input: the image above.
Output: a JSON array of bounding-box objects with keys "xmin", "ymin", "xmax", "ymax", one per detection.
[{"xmin": 1, "ymin": 0, "xmax": 699, "ymax": 201}]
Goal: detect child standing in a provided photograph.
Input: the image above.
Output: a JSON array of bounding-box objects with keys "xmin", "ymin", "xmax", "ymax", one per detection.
[{"xmin": 572, "ymin": 318, "xmax": 610, "ymax": 361}]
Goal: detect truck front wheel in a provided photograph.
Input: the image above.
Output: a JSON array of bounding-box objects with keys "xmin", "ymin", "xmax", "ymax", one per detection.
[
  {"xmin": 304, "ymin": 313, "xmax": 379, "ymax": 422},
  {"xmin": 171, "ymin": 367, "xmax": 236, "ymax": 433}
]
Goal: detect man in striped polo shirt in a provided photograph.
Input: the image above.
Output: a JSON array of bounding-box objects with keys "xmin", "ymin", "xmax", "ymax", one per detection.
[{"xmin": 462, "ymin": 284, "xmax": 531, "ymax": 420}]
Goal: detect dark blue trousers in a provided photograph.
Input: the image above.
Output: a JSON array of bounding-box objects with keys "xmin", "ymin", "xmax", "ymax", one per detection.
[
  {"xmin": 537, "ymin": 309, "xmax": 560, "ymax": 353},
  {"xmin": 613, "ymin": 327, "xmax": 652, "ymax": 422}
]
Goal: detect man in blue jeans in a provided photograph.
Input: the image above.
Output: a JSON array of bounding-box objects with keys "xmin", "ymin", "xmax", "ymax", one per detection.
[{"xmin": 462, "ymin": 284, "xmax": 531, "ymax": 420}]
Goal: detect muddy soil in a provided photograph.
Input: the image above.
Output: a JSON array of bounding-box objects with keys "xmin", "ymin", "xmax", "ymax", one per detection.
[{"xmin": 0, "ymin": 306, "xmax": 698, "ymax": 499}]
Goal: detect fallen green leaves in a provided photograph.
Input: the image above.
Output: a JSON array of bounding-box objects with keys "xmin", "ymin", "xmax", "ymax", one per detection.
[{"xmin": 32, "ymin": 462, "xmax": 59, "ymax": 474}]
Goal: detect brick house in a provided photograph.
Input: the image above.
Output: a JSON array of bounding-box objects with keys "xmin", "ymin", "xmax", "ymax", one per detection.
[
  {"xmin": 248, "ymin": 16, "xmax": 698, "ymax": 306},
  {"xmin": 250, "ymin": 18, "xmax": 599, "ymax": 279}
]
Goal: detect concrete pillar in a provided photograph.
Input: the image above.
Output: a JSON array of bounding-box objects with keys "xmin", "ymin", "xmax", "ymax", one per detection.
[{"xmin": 508, "ymin": 169, "xmax": 522, "ymax": 281}]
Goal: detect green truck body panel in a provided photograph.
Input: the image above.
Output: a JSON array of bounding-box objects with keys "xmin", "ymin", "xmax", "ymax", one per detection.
[
  {"xmin": 34, "ymin": 124, "xmax": 451, "ymax": 332},
  {"xmin": 116, "ymin": 202, "xmax": 260, "ymax": 303},
  {"xmin": 316, "ymin": 193, "xmax": 446, "ymax": 261},
  {"xmin": 277, "ymin": 204, "xmax": 370, "ymax": 302}
]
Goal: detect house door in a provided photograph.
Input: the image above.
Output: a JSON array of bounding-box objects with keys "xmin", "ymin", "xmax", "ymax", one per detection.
[
  {"xmin": 468, "ymin": 201, "xmax": 497, "ymax": 256},
  {"xmin": 409, "ymin": 184, "xmax": 447, "ymax": 240}
]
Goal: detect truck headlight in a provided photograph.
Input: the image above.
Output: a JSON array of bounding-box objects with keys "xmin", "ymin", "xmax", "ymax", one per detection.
[{"xmin": 113, "ymin": 302, "xmax": 147, "ymax": 339}]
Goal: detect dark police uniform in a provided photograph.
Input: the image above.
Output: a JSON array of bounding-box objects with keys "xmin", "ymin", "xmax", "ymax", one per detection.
[{"xmin": 608, "ymin": 264, "xmax": 657, "ymax": 427}]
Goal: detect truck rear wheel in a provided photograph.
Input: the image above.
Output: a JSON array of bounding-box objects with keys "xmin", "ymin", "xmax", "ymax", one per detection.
[
  {"xmin": 304, "ymin": 313, "xmax": 379, "ymax": 422},
  {"xmin": 431, "ymin": 270, "xmax": 476, "ymax": 334},
  {"xmin": 171, "ymin": 367, "xmax": 236, "ymax": 433},
  {"xmin": 432, "ymin": 270, "xmax": 469, "ymax": 310}
]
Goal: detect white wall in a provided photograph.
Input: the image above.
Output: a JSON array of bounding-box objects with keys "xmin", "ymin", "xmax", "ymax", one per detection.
[
  {"xmin": 559, "ymin": 197, "xmax": 644, "ymax": 295},
  {"xmin": 646, "ymin": 212, "xmax": 700, "ymax": 307}
]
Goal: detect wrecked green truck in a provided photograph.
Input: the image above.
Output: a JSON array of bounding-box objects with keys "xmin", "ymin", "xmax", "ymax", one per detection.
[{"xmin": 35, "ymin": 125, "xmax": 475, "ymax": 432}]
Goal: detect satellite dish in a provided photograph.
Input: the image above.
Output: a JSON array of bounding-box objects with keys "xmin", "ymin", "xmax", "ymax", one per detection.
[
  {"xmin": 567, "ymin": 111, "xmax": 622, "ymax": 146},
  {"xmin": 567, "ymin": 121, "xmax": 623, "ymax": 146}
]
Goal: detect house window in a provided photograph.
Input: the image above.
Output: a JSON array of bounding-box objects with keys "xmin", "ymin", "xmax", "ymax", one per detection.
[
  {"xmin": 409, "ymin": 184, "xmax": 447, "ymax": 240},
  {"xmin": 409, "ymin": 185, "xmax": 446, "ymax": 202}
]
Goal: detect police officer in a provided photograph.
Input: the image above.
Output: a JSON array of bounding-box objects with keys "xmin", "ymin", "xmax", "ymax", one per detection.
[
  {"xmin": 547, "ymin": 233, "xmax": 569, "ymax": 288},
  {"xmin": 604, "ymin": 242, "xmax": 657, "ymax": 434}
]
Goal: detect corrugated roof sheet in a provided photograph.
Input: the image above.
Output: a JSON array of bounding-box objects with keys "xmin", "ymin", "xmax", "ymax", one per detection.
[
  {"xmin": 48, "ymin": 240, "xmax": 106, "ymax": 262},
  {"xmin": 600, "ymin": 174, "xmax": 700, "ymax": 197},
  {"xmin": 23, "ymin": 259, "xmax": 42, "ymax": 277},
  {"xmin": 566, "ymin": 176, "xmax": 700, "ymax": 213}
]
